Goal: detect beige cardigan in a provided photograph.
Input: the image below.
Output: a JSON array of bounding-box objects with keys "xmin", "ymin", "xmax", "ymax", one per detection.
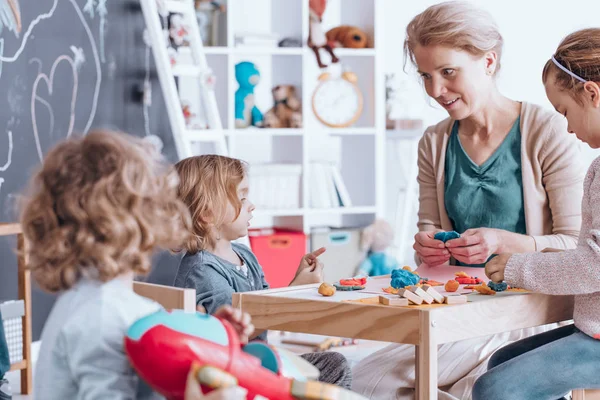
[{"xmin": 417, "ymin": 102, "xmax": 586, "ymax": 251}]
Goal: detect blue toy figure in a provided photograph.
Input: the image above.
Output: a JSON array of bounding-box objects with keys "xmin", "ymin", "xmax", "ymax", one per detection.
[
  {"xmin": 356, "ymin": 219, "xmax": 399, "ymax": 277},
  {"xmin": 235, "ymin": 61, "xmax": 264, "ymax": 128}
]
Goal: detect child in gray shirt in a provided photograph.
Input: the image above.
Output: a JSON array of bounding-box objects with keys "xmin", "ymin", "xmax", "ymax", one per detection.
[{"xmin": 173, "ymin": 155, "xmax": 352, "ymax": 389}]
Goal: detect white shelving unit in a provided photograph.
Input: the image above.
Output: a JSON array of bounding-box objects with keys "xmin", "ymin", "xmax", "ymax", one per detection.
[{"xmin": 184, "ymin": 0, "xmax": 386, "ymax": 234}]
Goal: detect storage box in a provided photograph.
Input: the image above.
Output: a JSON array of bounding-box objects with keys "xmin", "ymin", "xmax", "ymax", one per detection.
[
  {"xmin": 249, "ymin": 229, "xmax": 306, "ymax": 288},
  {"xmin": 1, "ymin": 300, "xmax": 24, "ymax": 364},
  {"xmin": 310, "ymin": 227, "xmax": 365, "ymax": 283}
]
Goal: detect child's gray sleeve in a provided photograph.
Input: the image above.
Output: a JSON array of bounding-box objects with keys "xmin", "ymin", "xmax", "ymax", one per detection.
[{"xmin": 185, "ymin": 265, "xmax": 235, "ymax": 315}]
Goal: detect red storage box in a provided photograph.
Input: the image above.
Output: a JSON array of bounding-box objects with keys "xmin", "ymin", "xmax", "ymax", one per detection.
[{"xmin": 248, "ymin": 228, "xmax": 306, "ymax": 288}]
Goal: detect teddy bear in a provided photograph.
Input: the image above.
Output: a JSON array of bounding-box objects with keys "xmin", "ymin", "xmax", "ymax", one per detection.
[
  {"xmin": 356, "ymin": 219, "xmax": 400, "ymax": 277},
  {"xmin": 326, "ymin": 25, "xmax": 369, "ymax": 49},
  {"xmin": 263, "ymin": 85, "xmax": 302, "ymax": 128},
  {"xmin": 235, "ymin": 61, "xmax": 263, "ymax": 128}
]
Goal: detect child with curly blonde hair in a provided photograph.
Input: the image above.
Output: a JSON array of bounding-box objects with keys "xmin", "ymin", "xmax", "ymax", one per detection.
[
  {"xmin": 173, "ymin": 154, "xmax": 352, "ymax": 389},
  {"xmin": 25, "ymin": 131, "xmax": 251, "ymax": 400}
]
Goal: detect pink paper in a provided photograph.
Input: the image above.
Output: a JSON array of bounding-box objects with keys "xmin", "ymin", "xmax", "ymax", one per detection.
[{"xmin": 415, "ymin": 263, "xmax": 486, "ymax": 282}]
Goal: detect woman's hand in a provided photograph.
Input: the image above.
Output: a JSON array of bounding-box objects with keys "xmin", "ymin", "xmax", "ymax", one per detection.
[
  {"xmin": 485, "ymin": 253, "xmax": 512, "ymax": 283},
  {"xmin": 444, "ymin": 228, "xmax": 502, "ymax": 264},
  {"xmin": 290, "ymin": 247, "xmax": 326, "ymax": 286},
  {"xmin": 413, "ymin": 231, "xmax": 450, "ymax": 266}
]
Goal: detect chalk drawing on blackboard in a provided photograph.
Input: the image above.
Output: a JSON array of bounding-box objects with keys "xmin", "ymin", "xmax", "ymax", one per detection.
[
  {"xmin": 0, "ymin": 0, "xmax": 58, "ymax": 76},
  {"xmin": 70, "ymin": 46, "xmax": 85, "ymax": 71},
  {"xmin": 97, "ymin": 0, "xmax": 107, "ymax": 63},
  {"xmin": 82, "ymin": 0, "xmax": 96, "ymax": 18},
  {"xmin": 31, "ymin": 55, "xmax": 78, "ymax": 162},
  {"xmin": 71, "ymin": 0, "xmax": 102, "ymax": 135},
  {"xmin": 83, "ymin": 0, "xmax": 108, "ymax": 63},
  {"xmin": 1, "ymin": 118, "xmax": 16, "ymax": 172},
  {"xmin": 1, "ymin": 131, "xmax": 13, "ymax": 173},
  {"xmin": 0, "ymin": 0, "xmax": 21, "ymax": 36}
]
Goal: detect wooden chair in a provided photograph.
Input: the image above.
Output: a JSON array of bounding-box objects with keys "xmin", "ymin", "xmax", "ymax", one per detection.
[
  {"xmin": 133, "ymin": 281, "xmax": 196, "ymax": 312},
  {"xmin": 573, "ymin": 390, "xmax": 600, "ymax": 400},
  {"xmin": 0, "ymin": 223, "xmax": 32, "ymax": 395}
]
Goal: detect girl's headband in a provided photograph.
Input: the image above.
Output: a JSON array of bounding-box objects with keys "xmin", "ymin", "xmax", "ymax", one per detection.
[{"xmin": 551, "ymin": 55, "xmax": 587, "ymax": 83}]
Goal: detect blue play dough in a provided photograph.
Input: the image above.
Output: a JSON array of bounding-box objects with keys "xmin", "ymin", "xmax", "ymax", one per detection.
[
  {"xmin": 390, "ymin": 269, "xmax": 420, "ymax": 289},
  {"xmin": 434, "ymin": 231, "xmax": 461, "ymax": 243},
  {"xmin": 487, "ymin": 281, "xmax": 508, "ymax": 292}
]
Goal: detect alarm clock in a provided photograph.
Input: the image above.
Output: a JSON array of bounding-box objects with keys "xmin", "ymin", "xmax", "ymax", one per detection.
[{"xmin": 311, "ymin": 70, "xmax": 363, "ymax": 128}]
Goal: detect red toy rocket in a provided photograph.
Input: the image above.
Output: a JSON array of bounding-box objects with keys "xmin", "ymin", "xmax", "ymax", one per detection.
[{"xmin": 125, "ymin": 310, "xmax": 364, "ymax": 400}]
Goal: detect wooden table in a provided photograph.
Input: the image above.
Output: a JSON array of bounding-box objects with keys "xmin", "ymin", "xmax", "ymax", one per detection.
[
  {"xmin": 233, "ymin": 276, "xmax": 574, "ymax": 400},
  {"xmin": 0, "ymin": 223, "xmax": 32, "ymax": 395}
]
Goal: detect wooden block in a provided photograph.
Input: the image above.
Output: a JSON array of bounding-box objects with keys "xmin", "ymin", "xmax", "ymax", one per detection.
[
  {"xmin": 444, "ymin": 295, "xmax": 467, "ymax": 305},
  {"xmin": 422, "ymin": 285, "xmax": 444, "ymax": 304},
  {"xmin": 408, "ymin": 286, "xmax": 434, "ymax": 304},
  {"xmin": 379, "ymin": 295, "xmax": 409, "ymax": 306},
  {"xmin": 398, "ymin": 288, "xmax": 423, "ymax": 305}
]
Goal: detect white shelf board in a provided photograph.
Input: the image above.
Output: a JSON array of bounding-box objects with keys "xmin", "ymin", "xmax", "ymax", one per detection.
[
  {"xmin": 325, "ymin": 127, "xmax": 376, "ymax": 136},
  {"xmin": 228, "ymin": 128, "xmax": 304, "ymax": 137},
  {"xmin": 183, "ymin": 129, "xmax": 227, "ymax": 142},
  {"xmin": 386, "ymin": 129, "xmax": 424, "ymax": 140},
  {"xmin": 334, "ymin": 48, "xmax": 376, "ymax": 57},
  {"xmin": 204, "ymin": 46, "xmax": 230, "ymax": 55},
  {"xmin": 307, "ymin": 206, "xmax": 377, "ymax": 215},
  {"xmin": 232, "ymin": 47, "xmax": 304, "ymax": 56},
  {"xmin": 254, "ymin": 208, "xmax": 305, "ymax": 217}
]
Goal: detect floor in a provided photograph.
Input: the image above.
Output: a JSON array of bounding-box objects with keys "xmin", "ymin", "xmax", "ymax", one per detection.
[{"xmin": 6, "ymin": 334, "xmax": 389, "ymax": 399}]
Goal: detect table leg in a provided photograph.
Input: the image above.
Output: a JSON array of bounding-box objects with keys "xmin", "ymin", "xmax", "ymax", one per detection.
[{"xmin": 415, "ymin": 312, "xmax": 437, "ymax": 400}]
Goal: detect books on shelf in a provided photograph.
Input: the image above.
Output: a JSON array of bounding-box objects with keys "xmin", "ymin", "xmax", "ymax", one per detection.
[
  {"xmin": 248, "ymin": 164, "xmax": 301, "ymax": 210},
  {"xmin": 309, "ymin": 162, "xmax": 353, "ymax": 209}
]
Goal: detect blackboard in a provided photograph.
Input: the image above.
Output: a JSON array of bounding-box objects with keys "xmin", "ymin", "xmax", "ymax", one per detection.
[{"xmin": 0, "ymin": 0, "xmax": 181, "ymax": 340}]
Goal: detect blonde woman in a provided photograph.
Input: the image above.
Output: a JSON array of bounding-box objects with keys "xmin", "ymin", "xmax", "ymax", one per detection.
[{"xmin": 352, "ymin": 2, "xmax": 585, "ymax": 399}]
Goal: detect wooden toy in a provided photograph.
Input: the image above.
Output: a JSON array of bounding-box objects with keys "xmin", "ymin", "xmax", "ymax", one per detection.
[
  {"xmin": 397, "ymin": 288, "xmax": 423, "ymax": 305},
  {"xmin": 422, "ymin": 285, "xmax": 444, "ymax": 304},
  {"xmin": 444, "ymin": 295, "xmax": 467, "ymax": 305},
  {"xmin": 407, "ymin": 286, "xmax": 434, "ymax": 304},
  {"xmin": 379, "ymin": 295, "xmax": 409, "ymax": 306}
]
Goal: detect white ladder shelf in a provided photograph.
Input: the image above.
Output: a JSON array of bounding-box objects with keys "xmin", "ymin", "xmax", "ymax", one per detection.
[{"xmin": 140, "ymin": 0, "xmax": 228, "ymax": 158}]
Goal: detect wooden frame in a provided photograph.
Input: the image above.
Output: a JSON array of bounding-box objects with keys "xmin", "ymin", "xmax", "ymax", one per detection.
[
  {"xmin": 0, "ymin": 223, "xmax": 32, "ymax": 395},
  {"xmin": 133, "ymin": 281, "xmax": 196, "ymax": 313},
  {"xmin": 233, "ymin": 277, "xmax": 575, "ymax": 400}
]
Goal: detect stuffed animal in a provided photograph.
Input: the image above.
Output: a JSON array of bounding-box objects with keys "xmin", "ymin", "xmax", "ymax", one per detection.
[
  {"xmin": 308, "ymin": 0, "xmax": 338, "ymax": 68},
  {"xmin": 263, "ymin": 85, "xmax": 302, "ymax": 128},
  {"xmin": 235, "ymin": 61, "xmax": 263, "ymax": 128},
  {"xmin": 356, "ymin": 219, "xmax": 399, "ymax": 277},
  {"xmin": 326, "ymin": 25, "xmax": 369, "ymax": 48}
]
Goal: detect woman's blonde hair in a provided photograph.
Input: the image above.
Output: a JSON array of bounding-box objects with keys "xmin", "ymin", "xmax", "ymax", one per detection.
[
  {"xmin": 20, "ymin": 130, "xmax": 191, "ymax": 293},
  {"xmin": 174, "ymin": 155, "xmax": 247, "ymax": 254},
  {"xmin": 404, "ymin": 1, "xmax": 503, "ymax": 72},
  {"xmin": 542, "ymin": 28, "xmax": 600, "ymax": 105}
]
